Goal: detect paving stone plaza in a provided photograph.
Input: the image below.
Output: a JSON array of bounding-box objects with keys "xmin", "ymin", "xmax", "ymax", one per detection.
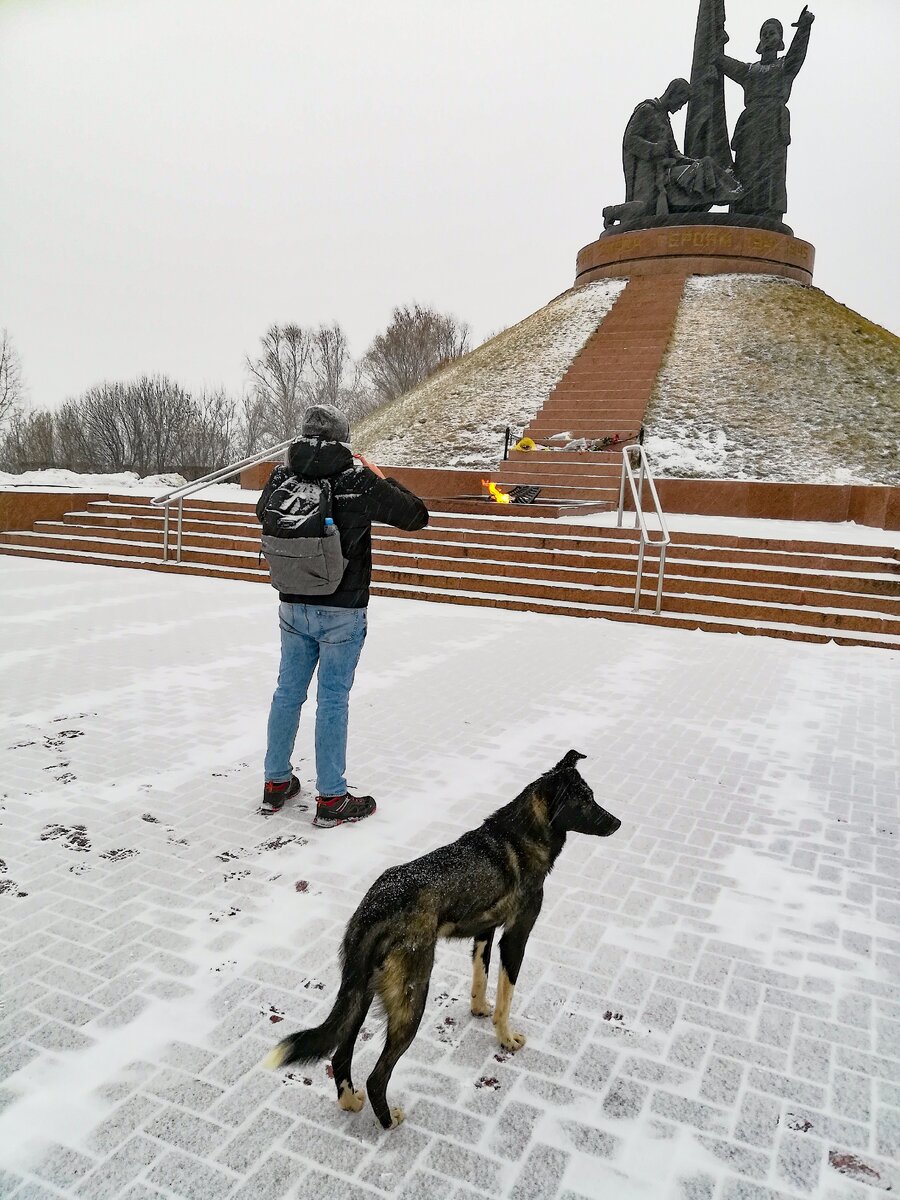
[{"xmin": 0, "ymin": 557, "xmax": 898, "ymax": 1200}]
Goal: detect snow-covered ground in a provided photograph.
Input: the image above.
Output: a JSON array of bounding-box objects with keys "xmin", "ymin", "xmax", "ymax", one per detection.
[
  {"xmin": 0, "ymin": 558, "xmax": 898, "ymax": 1200},
  {"xmin": 0, "ymin": 470, "xmax": 248, "ymax": 504}
]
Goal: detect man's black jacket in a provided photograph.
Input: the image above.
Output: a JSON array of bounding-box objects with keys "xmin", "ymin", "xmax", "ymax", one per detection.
[{"xmin": 256, "ymin": 436, "xmax": 429, "ymax": 608}]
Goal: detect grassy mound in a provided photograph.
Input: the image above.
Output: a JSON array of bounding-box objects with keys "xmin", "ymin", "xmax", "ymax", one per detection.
[{"xmin": 645, "ymin": 276, "xmax": 900, "ymax": 485}]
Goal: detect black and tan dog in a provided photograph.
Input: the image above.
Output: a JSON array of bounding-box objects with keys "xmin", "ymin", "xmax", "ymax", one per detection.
[{"xmin": 264, "ymin": 750, "xmax": 620, "ymax": 1128}]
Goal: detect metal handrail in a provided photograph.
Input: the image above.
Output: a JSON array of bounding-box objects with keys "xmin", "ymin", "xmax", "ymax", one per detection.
[
  {"xmin": 150, "ymin": 439, "xmax": 291, "ymax": 562},
  {"xmin": 616, "ymin": 445, "xmax": 671, "ymax": 614}
]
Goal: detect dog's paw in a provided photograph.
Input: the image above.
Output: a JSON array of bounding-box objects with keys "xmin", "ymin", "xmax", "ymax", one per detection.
[
  {"xmin": 471, "ymin": 999, "xmax": 492, "ymax": 1018},
  {"xmin": 498, "ymin": 1029, "xmax": 526, "ymax": 1051},
  {"xmin": 388, "ymin": 1106, "xmax": 405, "ymax": 1129},
  {"xmin": 338, "ymin": 1086, "xmax": 365, "ymax": 1112}
]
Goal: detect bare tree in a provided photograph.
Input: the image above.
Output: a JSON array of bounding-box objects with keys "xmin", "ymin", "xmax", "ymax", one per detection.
[
  {"xmin": 363, "ymin": 303, "xmax": 470, "ymax": 404},
  {"xmin": 310, "ymin": 323, "xmax": 352, "ymax": 408},
  {"xmin": 237, "ymin": 392, "xmax": 269, "ymax": 456},
  {"xmin": 0, "ymin": 330, "xmax": 25, "ymax": 429},
  {"xmin": 245, "ymin": 320, "xmax": 377, "ymax": 440},
  {"xmin": 179, "ymin": 388, "xmax": 239, "ymax": 475},
  {"xmin": 245, "ymin": 324, "xmax": 312, "ymax": 442},
  {"xmin": 0, "ymin": 409, "xmax": 56, "ymax": 470},
  {"xmin": 24, "ymin": 376, "xmax": 237, "ymax": 478},
  {"xmin": 309, "ymin": 321, "xmax": 377, "ymax": 423}
]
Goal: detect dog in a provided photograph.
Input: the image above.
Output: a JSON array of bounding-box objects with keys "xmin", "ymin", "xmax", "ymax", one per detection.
[{"xmin": 264, "ymin": 749, "xmax": 621, "ymax": 1129}]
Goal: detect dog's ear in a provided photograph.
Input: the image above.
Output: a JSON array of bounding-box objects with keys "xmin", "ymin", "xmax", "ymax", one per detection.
[{"xmin": 551, "ymin": 749, "xmax": 586, "ymax": 773}]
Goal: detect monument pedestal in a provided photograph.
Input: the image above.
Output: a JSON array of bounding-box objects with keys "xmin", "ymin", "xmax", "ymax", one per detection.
[{"xmin": 575, "ymin": 225, "xmax": 815, "ymax": 287}]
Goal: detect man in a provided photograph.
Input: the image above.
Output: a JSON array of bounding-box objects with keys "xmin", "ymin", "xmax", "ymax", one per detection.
[
  {"xmin": 604, "ymin": 78, "xmax": 741, "ymax": 229},
  {"xmin": 258, "ymin": 404, "xmax": 429, "ymax": 826}
]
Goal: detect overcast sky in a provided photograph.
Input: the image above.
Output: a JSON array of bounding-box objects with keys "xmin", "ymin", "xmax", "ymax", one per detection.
[{"xmin": 2, "ymin": 0, "xmax": 898, "ymax": 411}]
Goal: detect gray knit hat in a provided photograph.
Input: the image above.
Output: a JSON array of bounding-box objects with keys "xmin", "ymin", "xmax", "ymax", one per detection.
[{"xmin": 301, "ymin": 404, "xmax": 350, "ymax": 443}]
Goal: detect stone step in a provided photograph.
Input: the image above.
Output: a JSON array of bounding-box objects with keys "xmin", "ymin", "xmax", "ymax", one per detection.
[
  {"xmin": 371, "ymin": 535, "xmax": 900, "ymax": 597},
  {"xmin": 532, "ymin": 407, "xmax": 649, "ymax": 420},
  {"xmin": 528, "ymin": 417, "xmax": 641, "ymax": 429},
  {"xmin": 5, "ymin": 485, "xmax": 897, "ymax": 650},
  {"xmin": 548, "ymin": 387, "xmax": 654, "ymax": 400},
  {"xmin": 4, "ymin": 538, "xmax": 895, "ymax": 649},
  {"xmin": 552, "ymin": 367, "xmax": 663, "ymax": 378},
  {"xmin": 27, "ymin": 518, "xmax": 895, "ymax": 590},
  {"xmin": 546, "ymin": 399, "xmax": 651, "ymax": 409},
  {"xmin": 367, "ymin": 582, "xmax": 900, "ymax": 652},
  {"xmin": 506, "ymin": 449, "xmax": 622, "ymax": 462},
  {"xmin": 25, "ymin": 514, "xmax": 895, "ymax": 582},
  {"xmin": 38, "ymin": 519, "xmax": 261, "ymax": 553},
  {"xmin": 0, "ymin": 542, "xmax": 269, "ymax": 584},
  {"xmin": 61, "ymin": 510, "xmax": 259, "ymax": 538},
  {"xmin": 88, "ymin": 498, "xmax": 259, "ymax": 524},
  {"xmin": 369, "ymin": 563, "xmax": 899, "ymax": 637},
  {"xmin": 102, "ymin": 492, "xmax": 257, "ymax": 515},
  {"xmin": 0, "ymin": 530, "xmax": 261, "ymax": 571},
  {"xmin": 529, "ymin": 412, "xmax": 646, "ymax": 423},
  {"xmin": 493, "ymin": 470, "xmax": 621, "ymax": 489},
  {"xmin": 386, "ymin": 519, "xmax": 899, "ymax": 568},
  {"xmin": 497, "ymin": 459, "xmax": 621, "ymax": 476},
  {"xmin": 552, "ymin": 371, "xmax": 662, "ymax": 383},
  {"xmin": 527, "ymin": 428, "xmax": 642, "ymax": 441},
  {"xmin": 371, "ymin": 549, "xmax": 900, "ymax": 616},
  {"xmin": 528, "ymin": 424, "xmax": 648, "ymax": 439}
]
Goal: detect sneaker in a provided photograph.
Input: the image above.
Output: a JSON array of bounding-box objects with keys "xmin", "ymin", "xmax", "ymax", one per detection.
[
  {"xmin": 313, "ymin": 792, "xmax": 376, "ymax": 829},
  {"xmin": 261, "ymin": 774, "xmax": 303, "ymax": 815}
]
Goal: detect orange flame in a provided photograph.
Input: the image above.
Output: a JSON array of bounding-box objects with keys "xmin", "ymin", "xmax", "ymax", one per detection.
[{"xmin": 481, "ymin": 479, "xmax": 511, "ymax": 504}]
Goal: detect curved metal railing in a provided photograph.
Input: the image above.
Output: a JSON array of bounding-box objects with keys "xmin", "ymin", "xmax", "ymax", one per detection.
[
  {"xmin": 616, "ymin": 445, "xmax": 671, "ymax": 614},
  {"xmin": 150, "ymin": 440, "xmax": 290, "ymax": 562}
]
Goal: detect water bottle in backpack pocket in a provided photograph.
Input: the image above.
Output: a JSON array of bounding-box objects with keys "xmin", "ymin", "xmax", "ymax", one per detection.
[{"xmin": 259, "ymin": 476, "xmax": 348, "ymax": 595}]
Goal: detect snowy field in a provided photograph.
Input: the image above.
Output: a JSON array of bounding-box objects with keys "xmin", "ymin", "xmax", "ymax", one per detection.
[
  {"xmin": 0, "ymin": 471, "xmax": 249, "ymax": 503},
  {"xmin": 0, "ymin": 557, "xmax": 898, "ymax": 1200}
]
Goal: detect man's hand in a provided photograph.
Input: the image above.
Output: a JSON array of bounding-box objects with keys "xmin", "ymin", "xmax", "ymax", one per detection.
[
  {"xmin": 354, "ymin": 453, "xmax": 386, "ymax": 480},
  {"xmin": 793, "ymin": 5, "xmax": 814, "ymax": 27}
]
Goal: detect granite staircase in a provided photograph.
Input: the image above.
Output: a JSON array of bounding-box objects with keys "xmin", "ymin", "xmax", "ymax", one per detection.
[
  {"xmin": 1, "ymin": 494, "xmax": 898, "ymax": 649},
  {"xmin": 490, "ymin": 272, "xmax": 687, "ymax": 510}
]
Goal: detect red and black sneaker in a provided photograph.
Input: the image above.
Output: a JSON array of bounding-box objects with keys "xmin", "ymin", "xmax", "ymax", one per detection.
[
  {"xmin": 312, "ymin": 792, "xmax": 376, "ymax": 829},
  {"xmin": 261, "ymin": 774, "xmax": 303, "ymax": 815}
]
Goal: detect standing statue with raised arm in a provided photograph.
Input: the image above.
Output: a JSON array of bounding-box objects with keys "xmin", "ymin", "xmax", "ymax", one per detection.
[{"xmin": 717, "ymin": 6, "xmax": 815, "ymax": 224}]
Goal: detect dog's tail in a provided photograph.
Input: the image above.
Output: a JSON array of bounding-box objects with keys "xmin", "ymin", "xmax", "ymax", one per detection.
[{"xmin": 263, "ymin": 962, "xmax": 369, "ymax": 1070}]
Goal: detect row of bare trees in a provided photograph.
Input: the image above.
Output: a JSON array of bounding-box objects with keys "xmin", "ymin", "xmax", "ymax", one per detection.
[
  {"xmin": 0, "ymin": 304, "xmax": 471, "ymax": 477},
  {"xmin": 1, "ymin": 379, "xmax": 240, "ymax": 477}
]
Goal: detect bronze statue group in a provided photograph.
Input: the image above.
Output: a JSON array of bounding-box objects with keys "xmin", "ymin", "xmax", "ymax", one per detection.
[{"xmin": 603, "ymin": 1, "xmax": 815, "ymax": 234}]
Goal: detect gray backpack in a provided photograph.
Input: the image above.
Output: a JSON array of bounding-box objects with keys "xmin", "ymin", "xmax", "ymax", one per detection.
[{"xmin": 259, "ymin": 474, "xmax": 348, "ymax": 595}]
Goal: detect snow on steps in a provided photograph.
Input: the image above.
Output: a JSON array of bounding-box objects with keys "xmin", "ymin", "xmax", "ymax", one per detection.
[{"xmin": 0, "ymin": 493, "xmax": 898, "ymax": 649}]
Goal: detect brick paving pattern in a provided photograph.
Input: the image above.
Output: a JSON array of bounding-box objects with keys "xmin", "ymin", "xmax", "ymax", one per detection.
[{"xmin": 0, "ymin": 557, "xmax": 897, "ymax": 1199}]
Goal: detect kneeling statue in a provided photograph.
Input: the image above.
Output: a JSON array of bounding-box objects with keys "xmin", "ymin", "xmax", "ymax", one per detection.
[{"xmin": 603, "ymin": 78, "xmax": 742, "ymax": 231}]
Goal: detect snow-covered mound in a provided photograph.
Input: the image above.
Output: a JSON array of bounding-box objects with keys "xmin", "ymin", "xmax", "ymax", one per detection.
[
  {"xmin": 644, "ymin": 275, "xmax": 900, "ymax": 485},
  {"xmin": 352, "ymin": 279, "xmax": 626, "ymax": 469}
]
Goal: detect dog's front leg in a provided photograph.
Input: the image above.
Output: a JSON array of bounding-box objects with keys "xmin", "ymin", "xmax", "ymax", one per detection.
[
  {"xmin": 493, "ymin": 905, "xmax": 540, "ymax": 1051},
  {"xmin": 470, "ymin": 929, "xmax": 495, "ymax": 1017}
]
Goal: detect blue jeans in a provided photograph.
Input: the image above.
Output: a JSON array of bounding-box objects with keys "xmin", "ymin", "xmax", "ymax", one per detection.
[{"xmin": 264, "ymin": 603, "xmax": 367, "ymax": 797}]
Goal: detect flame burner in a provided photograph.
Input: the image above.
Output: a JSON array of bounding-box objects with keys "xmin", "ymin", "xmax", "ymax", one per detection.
[
  {"xmin": 481, "ymin": 481, "xmax": 541, "ymax": 505},
  {"xmin": 481, "ymin": 479, "xmax": 511, "ymax": 504}
]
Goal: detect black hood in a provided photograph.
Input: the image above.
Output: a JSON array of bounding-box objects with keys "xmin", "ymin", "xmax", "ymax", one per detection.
[{"xmin": 288, "ymin": 436, "xmax": 354, "ymax": 480}]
